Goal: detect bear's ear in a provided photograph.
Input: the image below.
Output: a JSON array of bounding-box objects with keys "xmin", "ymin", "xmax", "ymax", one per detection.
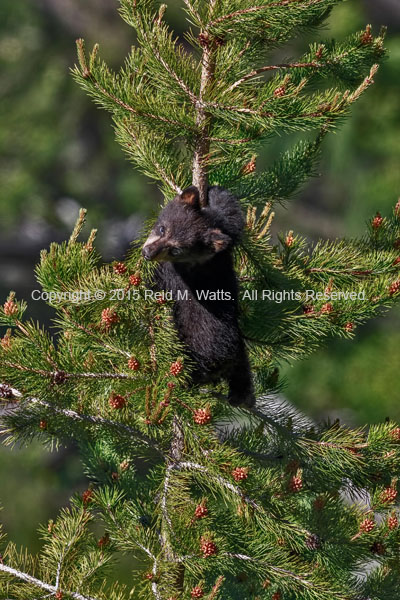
[
  {"xmin": 207, "ymin": 229, "xmax": 231, "ymax": 253},
  {"xmin": 180, "ymin": 186, "xmax": 201, "ymax": 208}
]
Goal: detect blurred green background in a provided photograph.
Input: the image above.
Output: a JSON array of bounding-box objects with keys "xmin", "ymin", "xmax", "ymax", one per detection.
[{"xmin": 0, "ymin": 0, "xmax": 399, "ymax": 561}]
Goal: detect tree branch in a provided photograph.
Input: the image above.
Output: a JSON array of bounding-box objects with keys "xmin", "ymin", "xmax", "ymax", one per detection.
[
  {"xmin": 0, "ymin": 562, "xmax": 98, "ymax": 600},
  {"xmin": 1, "ymin": 362, "xmax": 141, "ymax": 381},
  {"xmin": 227, "ymin": 61, "xmax": 321, "ymax": 92},
  {"xmin": 175, "ymin": 461, "xmax": 261, "ymax": 510},
  {"xmin": 1, "ymin": 387, "xmax": 163, "ymax": 456},
  {"xmin": 192, "ymin": 1, "xmax": 219, "ymax": 206},
  {"xmin": 224, "ymin": 553, "xmax": 317, "ymax": 589},
  {"xmin": 208, "ymin": 0, "xmax": 325, "ymax": 28}
]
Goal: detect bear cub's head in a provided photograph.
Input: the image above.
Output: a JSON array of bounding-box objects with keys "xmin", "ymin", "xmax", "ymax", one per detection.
[{"xmin": 142, "ymin": 186, "xmax": 238, "ymax": 265}]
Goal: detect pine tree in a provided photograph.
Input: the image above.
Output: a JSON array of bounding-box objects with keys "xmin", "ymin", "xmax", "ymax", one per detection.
[{"xmin": 1, "ymin": 1, "xmax": 400, "ymax": 599}]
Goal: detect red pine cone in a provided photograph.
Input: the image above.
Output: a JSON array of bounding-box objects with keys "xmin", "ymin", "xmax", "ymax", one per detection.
[
  {"xmin": 145, "ymin": 573, "xmax": 153, "ymax": 580},
  {"xmin": 39, "ymin": 420, "xmax": 47, "ymax": 430},
  {"xmin": 82, "ymin": 489, "xmax": 93, "ymax": 505},
  {"xmin": 388, "ymin": 513, "xmax": 398, "ymax": 530},
  {"xmin": 98, "ymin": 533, "xmax": 110, "ymax": 548},
  {"xmin": 53, "ymin": 370, "xmax": 67, "ymax": 385},
  {"xmin": 167, "ymin": 382, "xmax": 175, "ymax": 389},
  {"xmin": 101, "ymin": 308, "xmax": 119, "ymax": 326},
  {"xmin": 170, "ymin": 360, "xmax": 183, "ymax": 376},
  {"xmin": 55, "ymin": 592, "xmax": 63, "ymax": 600},
  {"xmin": 303, "ymin": 304, "xmax": 314, "ymax": 315},
  {"xmin": 321, "ymin": 303, "xmax": 333, "ymax": 314},
  {"xmin": 109, "ymin": 393, "xmax": 127, "ymax": 410},
  {"xmin": 389, "ymin": 281, "xmax": 400, "ymax": 296},
  {"xmin": 194, "ymin": 503, "xmax": 208, "ymax": 519},
  {"xmin": 128, "ymin": 357, "xmax": 140, "ymax": 371},
  {"xmin": 360, "ymin": 517, "xmax": 375, "ymax": 533},
  {"xmin": 285, "ymin": 232, "xmax": 294, "ymax": 247},
  {"xmin": 129, "ymin": 273, "xmax": 142, "ymax": 286},
  {"xmin": 3, "ymin": 300, "xmax": 18, "ymax": 316},
  {"xmin": 232, "ymin": 467, "xmax": 249, "ymax": 482},
  {"xmin": 113, "ymin": 262, "xmax": 127, "ymax": 274},
  {"xmin": 242, "ymin": 157, "xmax": 256, "ymax": 175},
  {"xmin": 274, "ymin": 86, "xmax": 286, "ymax": 98},
  {"xmin": 381, "ymin": 487, "xmax": 398, "ymax": 504},
  {"xmin": 120, "ymin": 459, "xmax": 130, "ymax": 472},
  {"xmin": 290, "ymin": 475, "xmax": 303, "ymax": 492},
  {"xmin": 193, "ymin": 408, "xmax": 212, "ymax": 425},
  {"xmin": 272, "ymin": 593, "xmax": 281, "ymax": 600},
  {"xmin": 191, "ymin": 587, "xmax": 204, "ymax": 598},
  {"xmin": 360, "ymin": 25, "xmax": 373, "ymax": 45},
  {"xmin": 390, "ymin": 428, "xmax": 400, "ymax": 441},
  {"xmin": 372, "ymin": 212, "xmax": 383, "ymax": 229},
  {"xmin": 344, "ymin": 322, "xmax": 354, "ymax": 332},
  {"xmin": 1, "ymin": 333, "xmax": 12, "ymax": 350},
  {"xmin": 200, "ymin": 536, "xmax": 218, "ymax": 557}
]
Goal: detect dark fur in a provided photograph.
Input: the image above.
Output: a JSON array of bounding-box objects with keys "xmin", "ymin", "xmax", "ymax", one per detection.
[{"xmin": 142, "ymin": 186, "xmax": 254, "ymax": 407}]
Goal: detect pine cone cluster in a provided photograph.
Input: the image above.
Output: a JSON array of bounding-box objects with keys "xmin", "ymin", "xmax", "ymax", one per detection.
[
  {"xmin": 128, "ymin": 357, "xmax": 140, "ymax": 371},
  {"xmin": 82, "ymin": 489, "xmax": 93, "ymax": 505},
  {"xmin": 389, "ymin": 281, "xmax": 400, "ymax": 296},
  {"xmin": 381, "ymin": 487, "xmax": 398, "ymax": 504},
  {"xmin": 101, "ymin": 308, "xmax": 119, "ymax": 326},
  {"xmin": 194, "ymin": 503, "xmax": 208, "ymax": 519},
  {"xmin": 191, "ymin": 587, "xmax": 204, "ymax": 598},
  {"xmin": 232, "ymin": 467, "xmax": 249, "ymax": 482},
  {"xmin": 390, "ymin": 428, "xmax": 400, "ymax": 441},
  {"xmin": 290, "ymin": 475, "xmax": 303, "ymax": 492},
  {"xmin": 3, "ymin": 300, "xmax": 18, "ymax": 316},
  {"xmin": 170, "ymin": 360, "xmax": 183, "ymax": 376},
  {"xmin": 274, "ymin": 85, "xmax": 286, "ymax": 98},
  {"xmin": 388, "ymin": 513, "xmax": 398, "ymax": 530},
  {"xmin": 129, "ymin": 274, "xmax": 141, "ymax": 286},
  {"xmin": 109, "ymin": 393, "xmax": 127, "ymax": 410},
  {"xmin": 359, "ymin": 517, "xmax": 375, "ymax": 533},
  {"xmin": 113, "ymin": 262, "xmax": 127, "ymax": 274},
  {"xmin": 360, "ymin": 25, "xmax": 373, "ymax": 45},
  {"xmin": 321, "ymin": 302, "xmax": 333, "ymax": 314},
  {"xmin": 372, "ymin": 212, "xmax": 383, "ymax": 229},
  {"xmin": 193, "ymin": 408, "xmax": 212, "ymax": 425},
  {"xmin": 200, "ymin": 536, "xmax": 218, "ymax": 557},
  {"xmin": 0, "ymin": 333, "xmax": 12, "ymax": 350}
]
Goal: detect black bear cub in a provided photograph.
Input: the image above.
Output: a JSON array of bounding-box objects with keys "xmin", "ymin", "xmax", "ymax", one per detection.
[{"xmin": 142, "ymin": 185, "xmax": 255, "ymax": 408}]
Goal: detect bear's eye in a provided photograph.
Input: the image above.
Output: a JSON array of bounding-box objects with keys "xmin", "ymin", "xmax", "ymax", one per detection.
[
  {"xmin": 158, "ymin": 225, "xmax": 165, "ymax": 236},
  {"xmin": 170, "ymin": 247, "xmax": 183, "ymax": 257}
]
